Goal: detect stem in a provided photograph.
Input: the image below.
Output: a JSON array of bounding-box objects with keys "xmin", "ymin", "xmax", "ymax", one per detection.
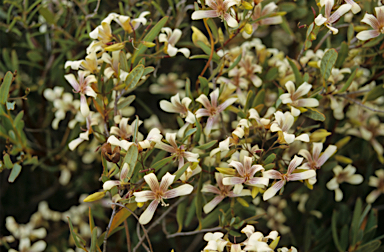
[
  {"xmin": 166, "ymin": 226, "xmax": 223, "ymax": 238},
  {"xmin": 197, "ymin": 18, "xmax": 215, "ymax": 90},
  {"xmin": 124, "ymin": 220, "xmax": 131, "ymax": 252},
  {"xmin": 103, "ymin": 207, "xmax": 117, "ymax": 252}
]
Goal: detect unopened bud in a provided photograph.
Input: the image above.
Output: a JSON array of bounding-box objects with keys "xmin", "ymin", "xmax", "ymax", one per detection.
[
  {"xmin": 244, "ymin": 23, "xmax": 253, "ymax": 35},
  {"xmin": 310, "ymin": 129, "xmax": 331, "ymax": 143},
  {"xmin": 218, "ymin": 28, "xmax": 224, "ymax": 44},
  {"xmin": 216, "ymin": 167, "xmax": 237, "ymax": 176},
  {"xmin": 242, "ymin": 1, "xmax": 253, "ymax": 10},
  {"xmin": 83, "ymin": 191, "xmax": 106, "ymax": 202},
  {"xmin": 141, "ymin": 41, "xmax": 156, "ymax": 47},
  {"xmin": 105, "ymin": 42, "xmax": 126, "ymax": 51},
  {"xmin": 191, "ymin": 26, "xmax": 210, "ymax": 47}
]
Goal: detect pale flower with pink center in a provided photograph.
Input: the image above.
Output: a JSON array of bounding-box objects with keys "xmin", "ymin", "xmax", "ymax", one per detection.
[
  {"xmin": 279, "ymin": 81, "xmax": 319, "ymax": 117},
  {"xmin": 133, "ymin": 172, "xmax": 194, "ymax": 225},
  {"xmin": 326, "ymin": 164, "xmax": 363, "ymax": 202},
  {"xmin": 191, "ymin": 0, "xmax": 239, "ymax": 28},
  {"xmin": 356, "ymin": 7, "xmax": 384, "ymax": 41},
  {"xmin": 159, "ymin": 93, "xmax": 195, "ymax": 123},
  {"xmin": 202, "ymin": 173, "xmax": 250, "ymax": 214},
  {"xmin": 196, "ymin": 88, "xmax": 237, "ymax": 135},
  {"xmin": 223, "ymin": 156, "xmax": 269, "ymax": 194},
  {"xmin": 270, "ymin": 111, "xmax": 309, "ymax": 144},
  {"xmin": 155, "ymin": 133, "xmax": 199, "ymax": 168},
  {"xmin": 299, "ymin": 142, "xmax": 337, "ymax": 185},
  {"xmin": 112, "ymin": 11, "xmax": 150, "ymax": 33},
  {"xmin": 315, "ymin": 0, "xmax": 351, "ymax": 34},
  {"xmin": 64, "ymin": 70, "xmax": 97, "ymax": 117},
  {"xmin": 262, "ymin": 156, "xmax": 316, "ymax": 201}
]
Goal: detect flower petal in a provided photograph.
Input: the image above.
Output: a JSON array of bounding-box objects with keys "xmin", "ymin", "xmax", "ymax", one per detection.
[
  {"xmin": 165, "ymin": 184, "xmax": 194, "ymax": 199},
  {"xmin": 139, "ymin": 200, "xmax": 159, "ymax": 225},
  {"xmin": 263, "ymin": 180, "xmax": 285, "ymax": 201},
  {"xmin": 144, "ymin": 173, "xmax": 160, "ymax": 192}
]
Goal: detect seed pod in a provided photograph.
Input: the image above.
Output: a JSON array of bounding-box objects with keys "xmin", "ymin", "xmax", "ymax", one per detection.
[{"xmin": 101, "ymin": 143, "xmax": 121, "ymax": 163}]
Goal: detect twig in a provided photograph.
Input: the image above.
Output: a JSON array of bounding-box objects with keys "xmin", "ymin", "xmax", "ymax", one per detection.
[
  {"xmin": 111, "ymin": 203, "xmax": 153, "ymax": 252},
  {"xmin": 166, "ymin": 226, "xmax": 224, "ymax": 239},
  {"xmin": 103, "ymin": 207, "xmax": 117, "ymax": 252},
  {"xmin": 124, "ymin": 220, "xmax": 131, "ymax": 252},
  {"xmin": 197, "ymin": 18, "xmax": 215, "ymax": 90},
  {"xmin": 343, "ymin": 96, "xmax": 384, "ymax": 113},
  {"xmin": 133, "ymin": 197, "xmax": 185, "ymax": 252},
  {"xmin": 314, "ymin": 24, "xmax": 350, "ymax": 52},
  {"xmin": 85, "ymin": 0, "xmax": 101, "ymax": 20}
]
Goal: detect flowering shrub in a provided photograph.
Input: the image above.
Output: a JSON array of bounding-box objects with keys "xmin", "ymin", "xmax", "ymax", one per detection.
[{"xmin": 1, "ymin": 0, "xmax": 384, "ymax": 251}]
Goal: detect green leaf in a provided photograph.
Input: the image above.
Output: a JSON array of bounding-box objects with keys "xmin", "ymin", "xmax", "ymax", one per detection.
[
  {"xmin": 348, "ymin": 24, "xmax": 354, "ymax": 43},
  {"xmin": 303, "ymin": 107, "xmax": 325, "ymax": 121},
  {"xmin": 90, "ymin": 227, "xmax": 98, "ymax": 252},
  {"xmin": 125, "ymin": 64, "xmax": 144, "ymax": 90},
  {"xmin": 265, "ymin": 67, "xmax": 278, "ymax": 81},
  {"xmin": 143, "ymin": 66, "xmax": 155, "ymax": 76},
  {"xmin": 184, "ymin": 128, "xmax": 197, "ymax": 140},
  {"xmin": 364, "ymin": 84, "xmax": 384, "ymax": 102},
  {"xmin": 196, "ymin": 41, "xmax": 220, "ymax": 62},
  {"xmin": 132, "ymin": 16, "xmax": 169, "ymax": 65},
  {"xmin": 0, "ymin": 71, "xmax": 13, "ymax": 104},
  {"xmin": 196, "ymin": 174, "xmax": 203, "ymax": 229},
  {"xmin": 173, "ymin": 162, "xmax": 190, "ymax": 182},
  {"xmin": 194, "ymin": 116, "xmax": 202, "ymax": 143},
  {"xmin": 287, "ymin": 58, "xmax": 303, "ymax": 85},
  {"xmin": 198, "ymin": 76, "xmax": 210, "ymax": 96},
  {"xmin": 67, "ymin": 217, "xmax": 85, "ymax": 248},
  {"xmin": 244, "ymin": 90, "xmax": 254, "ymax": 111},
  {"xmin": 119, "ymin": 51, "xmax": 129, "ymax": 72},
  {"xmin": 340, "ymin": 225, "xmax": 349, "ymax": 251},
  {"xmin": 176, "ymin": 199, "xmax": 187, "ymax": 232},
  {"xmin": 8, "ymin": 163, "xmax": 21, "ymax": 183},
  {"xmin": 117, "ymin": 95, "xmax": 135, "ymax": 110},
  {"xmin": 38, "ymin": 7, "xmax": 55, "ymax": 24},
  {"xmin": 350, "ymin": 198, "xmax": 363, "ymax": 247},
  {"xmin": 227, "ymin": 53, "xmax": 242, "ymax": 71},
  {"xmin": 252, "ymin": 89, "xmax": 265, "ymax": 107},
  {"xmin": 122, "ymin": 145, "xmax": 138, "ymax": 181},
  {"xmin": 320, "ymin": 49, "xmax": 338, "ymax": 82},
  {"xmin": 332, "ymin": 211, "xmax": 344, "ymax": 252},
  {"xmin": 362, "ymin": 34, "xmax": 384, "ymax": 48},
  {"xmin": 152, "ymin": 156, "xmax": 174, "ymax": 171},
  {"xmin": 335, "ymin": 42, "xmax": 348, "ymax": 68},
  {"xmin": 3, "ymin": 154, "xmax": 13, "ymax": 169},
  {"xmin": 355, "ymin": 240, "xmax": 381, "ymax": 252},
  {"xmin": 263, "ymin": 153, "xmax": 276, "ymax": 165},
  {"xmin": 196, "ymin": 140, "xmax": 217, "ymax": 150},
  {"xmin": 338, "ymin": 67, "xmax": 357, "ymax": 93},
  {"xmin": 89, "ymin": 207, "xmax": 95, "ymax": 232}
]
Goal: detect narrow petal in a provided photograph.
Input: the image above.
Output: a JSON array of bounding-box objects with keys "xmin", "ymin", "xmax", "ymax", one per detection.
[
  {"xmin": 103, "ymin": 180, "xmax": 121, "ymax": 190},
  {"xmin": 217, "ymin": 97, "xmax": 238, "ymax": 112},
  {"xmin": 295, "ymin": 82, "xmax": 312, "ymax": 97},
  {"xmin": 247, "ymin": 177, "xmax": 269, "ymax": 186},
  {"xmin": 312, "ymin": 142, "xmax": 323, "ymax": 161},
  {"xmin": 296, "ymin": 98, "xmax": 319, "ymax": 107},
  {"xmin": 317, "ymin": 145, "xmax": 337, "ymax": 166},
  {"xmin": 326, "ymin": 177, "xmax": 339, "ymax": 190},
  {"xmin": 196, "ymin": 94, "xmax": 211, "ymax": 108},
  {"xmin": 167, "ymin": 44, "xmax": 178, "ymax": 57},
  {"xmin": 224, "ymin": 13, "xmax": 239, "ymax": 28},
  {"xmin": 178, "ymin": 48, "xmax": 191, "ymax": 58},
  {"xmin": 315, "ymin": 14, "xmax": 327, "ymax": 26},
  {"xmin": 64, "ymin": 74, "xmax": 80, "ymax": 91},
  {"xmin": 204, "ymin": 116, "xmax": 215, "ymax": 135},
  {"xmin": 144, "ymin": 173, "xmax": 160, "ymax": 192},
  {"xmin": 201, "ymin": 184, "xmax": 221, "ymax": 194},
  {"xmin": 295, "ymin": 133, "xmax": 310, "ymax": 142},
  {"xmin": 285, "ymin": 81, "xmax": 296, "ymax": 94},
  {"xmin": 287, "ymin": 156, "xmax": 303, "ymax": 175},
  {"xmin": 191, "ymin": 10, "xmax": 218, "ymax": 20},
  {"xmin": 328, "ymin": 4, "xmax": 351, "ymax": 24},
  {"xmin": 164, "ymin": 184, "xmax": 194, "ymax": 199},
  {"xmin": 139, "ymin": 200, "xmax": 159, "ymax": 225},
  {"xmin": 289, "ymin": 170, "xmax": 316, "ymax": 181},
  {"xmin": 229, "ymin": 160, "xmax": 245, "ymax": 177},
  {"xmin": 335, "ymin": 188, "xmax": 343, "ymax": 202},
  {"xmin": 361, "ymin": 13, "xmax": 380, "ymax": 30},
  {"xmin": 80, "ymin": 95, "xmax": 90, "ymax": 117},
  {"xmin": 263, "ymin": 170, "xmax": 283, "ymax": 180},
  {"xmin": 223, "ymin": 177, "xmax": 245, "ymax": 185},
  {"xmin": 159, "ymin": 172, "xmax": 175, "ymax": 192},
  {"xmin": 366, "ymin": 190, "xmax": 381, "ymax": 203},
  {"xmin": 356, "ymin": 30, "xmax": 380, "ymax": 41},
  {"xmin": 263, "ymin": 180, "xmax": 285, "ymax": 201},
  {"xmin": 168, "ymin": 29, "xmax": 182, "ymax": 45},
  {"xmin": 346, "ymin": 174, "xmax": 363, "ymax": 185},
  {"xmin": 68, "ymin": 138, "xmax": 84, "ymax": 151},
  {"xmin": 203, "ymin": 195, "xmax": 225, "ymax": 214}
]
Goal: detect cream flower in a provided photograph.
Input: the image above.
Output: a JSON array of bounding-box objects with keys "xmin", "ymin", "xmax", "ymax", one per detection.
[
  {"xmin": 113, "ymin": 11, "xmax": 150, "ymax": 33},
  {"xmin": 263, "ymin": 156, "xmax": 316, "ymax": 201},
  {"xmin": 133, "ymin": 172, "xmax": 193, "ymax": 225},
  {"xmin": 68, "ymin": 112, "xmax": 99, "ymax": 150},
  {"xmin": 279, "ymin": 81, "xmax": 319, "ymax": 116},
  {"xmin": 356, "ymin": 7, "xmax": 384, "ymax": 41},
  {"xmin": 366, "ymin": 169, "xmax": 384, "ymax": 203},
  {"xmin": 196, "ymin": 88, "xmax": 237, "ymax": 135},
  {"xmin": 103, "ymin": 163, "xmax": 130, "ymax": 190},
  {"xmin": 315, "ymin": 0, "xmax": 351, "ymax": 34},
  {"xmin": 326, "ymin": 164, "xmax": 363, "ymax": 202},
  {"xmin": 159, "ymin": 28, "xmax": 190, "ymax": 58},
  {"xmin": 159, "ymin": 93, "xmax": 195, "ymax": 123},
  {"xmin": 102, "ymin": 50, "xmax": 129, "ymax": 81},
  {"xmin": 64, "ymin": 51, "xmax": 101, "ymax": 74},
  {"xmin": 107, "ymin": 117, "xmax": 143, "ymax": 150},
  {"xmin": 203, "ymin": 232, "xmax": 228, "ymax": 252},
  {"xmin": 64, "ymin": 70, "xmax": 97, "ymax": 117},
  {"xmin": 191, "ymin": 0, "xmax": 239, "ymax": 28},
  {"xmin": 270, "ymin": 111, "xmax": 309, "ymax": 144}
]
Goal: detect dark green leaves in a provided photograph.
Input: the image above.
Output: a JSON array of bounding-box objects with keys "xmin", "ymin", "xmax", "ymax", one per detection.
[{"xmin": 321, "ymin": 49, "xmax": 338, "ymax": 82}]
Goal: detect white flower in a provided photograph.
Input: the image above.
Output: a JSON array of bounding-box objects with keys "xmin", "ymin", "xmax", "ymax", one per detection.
[
  {"xmin": 68, "ymin": 112, "xmax": 99, "ymax": 150},
  {"xmin": 138, "ymin": 128, "xmax": 163, "ymax": 150},
  {"xmin": 356, "ymin": 7, "xmax": 384, "ymax": 41},
  {"xmin": 113, "ymin": 11, "xmax": 150, "ymax": 33},
  {"xmin": 326, "ymin": 164, "xmax": 364, "ymax": 202},
  {"xmin": 159, "ymin": 28, "xmax": 190, "ymax": 58},
  {"xmin": 159, "ymin": 93, "xmax": 195, "ymax": 123},
  {"xmin": 64, "ymin": 71, "xmax": 97, "ymax": 117},
  {"xmin": 366, "ymin": 169, "xmax": 384, "ymax": 203},
  {"xmin": 263, "ymin": 156, "xmax": 316, "ymax": 201},
  {"xmin": 102, "ymin": 50, "xmax": 129, "ymax": 81},
  {"xmin": 191, "ymin": 0, "xmax": 239, "ymax": 28},
  {"xmin": 103, "ymin": 163, "xmax": 131, "ymax": 190},
  {"xmin": 344, "ymin": 0, "xmax": 361, "ymax": 14},
  {"xmin": 203, "ymin": 232, "xmax": 228, "ymax": 252},
  {"xmin": 270, "ymin": 111, "xmax": 309, "ymax": 144},
  {"xmin": 315, "ymin": 0, "xmax": 351, "ymax": 34},
  {"xmin": 279, "ymin": 81, "xmax": 319, "ymax": 116},
  {"xmin": 133, "ymin": 172, "xmax": 193, "ymax": 224}
]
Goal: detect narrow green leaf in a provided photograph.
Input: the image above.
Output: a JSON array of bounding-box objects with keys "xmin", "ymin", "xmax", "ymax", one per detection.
[
  {"xmin": 348, "ymin": 24, "xmax": 354, "ymax": 43},
  {"xmin": 196, "ymin": 140, "xmax": 217, "ymax": 150},
  {"xmin": 143, "ymin": 66, "xmax": 155, "ymax": 76},
  {"xmin": 340, "ymin": 225, "xmax": 349, "ymax": 251},
  {"xmin": 67, "ymin": 217, "xmax": 83, "ymax": 248},
  {"xmin": 194, "ymin": 116, "xmax": 202, "ymax": 143},
  {"xmin": 303, "ymin": 107, "xmax": 325, "ymax": 121},
  {"xmin": 265, "ymin": 67, "xmax": 278, "ymax": 81},
  {"xmin": 364, "ymin": 84, "xmax": 384, "ymax": 102},
  {"xmin": 122, "ymin": 145, "xmax": 138, "ymax": 180},
  {"xmin": 338, "ymin": 67, "xmax": 357, "ymax": 93},
  {"xmin": 185, "ymin": 197, "xmax": 196, "ymax": 227},
  {"xmin": 38, "ymin": 7, "xmax": 54, "ymax": 24},
  {"xmin": 173, "ymin": 162, "xmax": 190, "ymax": 182},
  {"xmin": 176, "ymin": 199, "xmax": 187, "ymax": 232},
  {"xmin": 152, "ymin": 156, "xmax": 174, "ymax": 171},
  {"xmin": 350, "ymin": 198, "xmax": 363, "ymax": 247},
  {"xmin": 125, "ymin": 64, "xmax": 144, "ymax": 90},
  {"xmin": 252, "ymin": 89, "xmax": 265, "ymax": 107},
  {"xmin": 264, "ymin": 153, "xmax": 276, "ymax": 165},
  {"xmin": 355, "ymin": 240, "xmax": 381, "ymax": 252},
  {"xmin": 335, "ymin": 42, "xmax": 348, "ymax": 68},
  {"xmin": 244, "ymin": 90, "xmax": 254, "ymax": 110},
  {"xmin": 196, "ymin": 41, "xmax": 220, "ymax": 62},
  {"xmin": 196, "ymin": 174, "xmax": 203, "ymax": 229},
  {"xmin": 90, "ymin": 227, "xmax": 98, "ymax": 252},
  {"xmin": 362, "ymin": 34, "xmax": 384, "ymax": 48},
  {"xmin": 287, "ymin": 58, "xmax": 303, "ymax": 85},
  {"xmin": 0, "ymin": 71, "xmax": 13, "ymax": 104},
  {"xmin": 320, "ymin": 49, "xmax": 338, "ymax": 82},
  {"xmin": 184, "ymin": 128, "xmax": 197, "ymax": 139},
  {"xmin": 3, "ymin": 154, "xmax": 13, "ymax": 169},
  {"xmin": 332, "ymin": 211, "xmax": 344, "ymax": 252},
  {"xmin": 198, "ymin": 76, "xmax": 210, "ymax": 96},
  {"xmin": 227, "ymin": 53, "xmax": 242, "ymax": 72},
  {"xmin": 119, "ymin": 51, "xmax": 129, "ymax": 72},
  {"xmin": 117, "ymin": 95, "xmax": 135, "ymax": 110},
  {"xmin": 132, "ymin": 16, "xmax": 169, "ymax": 65},
  {"xmin": 8, "ymin": 163, "xmax": 21, "ymax": 183},
  {"xmin": 89, "ymin": 207, "xmax": 95, "ymax": 232}
]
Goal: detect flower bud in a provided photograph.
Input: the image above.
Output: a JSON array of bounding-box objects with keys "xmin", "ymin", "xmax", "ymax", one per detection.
[
  {"xmin": 243, "ymin": 23, "xmax": 253, "ymax": 35},
  {"xmin": 242, "ymin": 1, "xmax": 253, "ymax": 10},
  {"xmin": 83, "ymin": 191, "xmax": 106, "ymax": 202},
  {"xmin": 141, "ymin": 41, "xmax": 156, "ymax": 47},
  {"xmin": 105, "ymin": 42, "xmax": 126, "ymax": 51},
  {"xmin": 191, "ymin": 26, "xmax": 210, "ymax": 47}
]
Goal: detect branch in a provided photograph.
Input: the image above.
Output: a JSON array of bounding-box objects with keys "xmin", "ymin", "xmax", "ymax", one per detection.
[
  {"xmin": 166, "ymin": 226, "xmax": 224, "ymax": 239},
  {"xmin": 342, "ymin": 96, "xmax": 384, "ymax": 113},
  {"xmin": 103, "ymin": 207, "xmax": 117, "ymax": 252}
]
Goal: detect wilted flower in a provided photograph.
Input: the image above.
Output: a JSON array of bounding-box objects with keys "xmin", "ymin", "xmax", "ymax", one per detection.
[
  {"xmin": 133, "ymin": 172, "xmax": 193, "ymax": 224},
  {"xmin": 326, "ymin": 164, "xmax": 363, "ymax": 201}
]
